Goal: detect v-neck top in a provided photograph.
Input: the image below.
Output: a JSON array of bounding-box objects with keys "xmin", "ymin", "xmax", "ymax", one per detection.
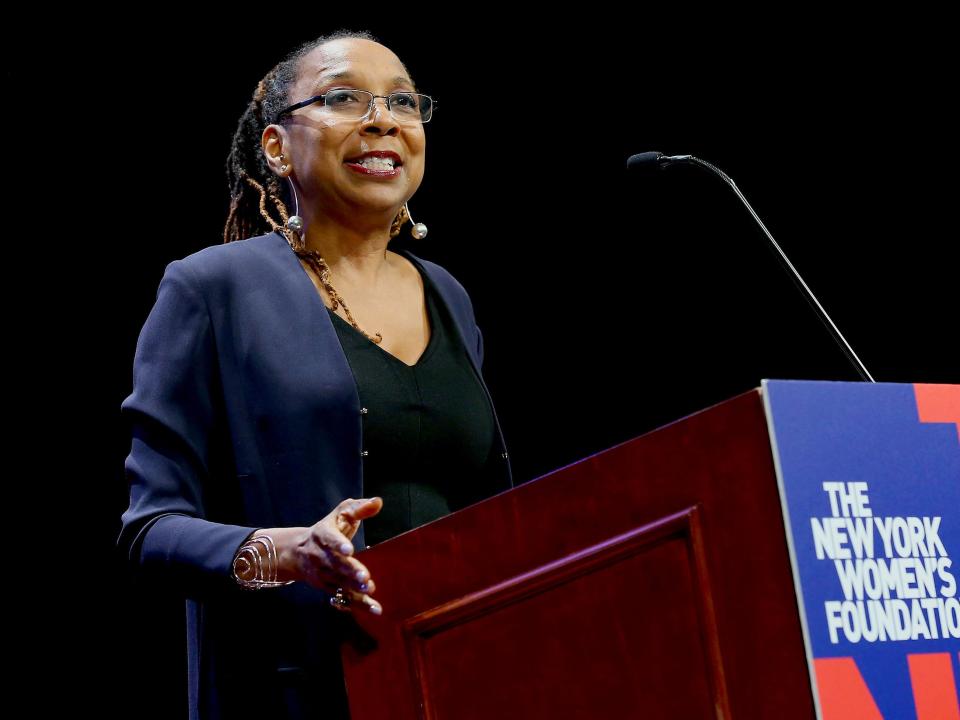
[{"xmin": 326, "ymin": 264, "xmax": 507, "ymax": 546}]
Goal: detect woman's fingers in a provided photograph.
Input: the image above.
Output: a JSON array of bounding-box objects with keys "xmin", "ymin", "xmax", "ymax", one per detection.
[
  {"xmin": 307, "ymin": 514, "xmax": 380, "ymax": 594},
  {"xmin": 303, "ymin": 555, "xmax": 374, "ymax": 597},
  {"xmin": 328, "ymin": 548, "xmax": 377, "ymax": 595},
  {"xmin": 327, "ymin": 497, "xmax": 382, "ymax": 590},
  {"xmin": 299, "ymin": 497, "xmax": 385, "ymax": 597},
  {"xmin": 335, "ymin": 497, "xmax": 383, "ymax": 534},
  {"xmin": 314, "ymin": 534, "xmax": 373, "ymax": 592},
  {"xmin": 330, "ymin": 586, "xmax": 383, "ymax": 615},
  {"xmin": 356, "ymin": 591, "xmax": 383, "ymax": 615}
]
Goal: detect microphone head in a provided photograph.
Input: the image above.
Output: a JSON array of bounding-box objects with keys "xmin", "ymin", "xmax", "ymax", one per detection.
[{"xmin": 626, "ymin": 152, "xmax": 664, "ymax": 170}]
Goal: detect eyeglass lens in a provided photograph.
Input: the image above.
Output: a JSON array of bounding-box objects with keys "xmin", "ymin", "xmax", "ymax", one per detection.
[{"xmin": 325, "ymin": 90, "xmax": 432, "ymax": 122}]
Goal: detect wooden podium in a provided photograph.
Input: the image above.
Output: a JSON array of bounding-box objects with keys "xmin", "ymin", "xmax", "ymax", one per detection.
[{"xmin": 340, "ymin": 388, "xmax": 817, "ymax": 719}]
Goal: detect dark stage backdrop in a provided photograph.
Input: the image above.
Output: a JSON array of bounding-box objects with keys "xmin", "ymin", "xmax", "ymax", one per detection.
[{"xmin": 19, "ymin": 15, "xmax": 955, "ymax": 719}]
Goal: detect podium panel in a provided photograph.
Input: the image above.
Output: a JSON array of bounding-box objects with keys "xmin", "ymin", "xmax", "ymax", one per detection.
[{"xmin": 404, "ymin": 507, "xmax": 721, "ymax": 718}]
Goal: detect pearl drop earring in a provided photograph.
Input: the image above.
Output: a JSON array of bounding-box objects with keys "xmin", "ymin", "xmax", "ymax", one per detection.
[
  {"xmin": 285, "ymin": 173, "xmax": 304, "ymax": 237},
  {"xmin": 406, "ymin": 201, "xmax": 428, "ymax": 239}
]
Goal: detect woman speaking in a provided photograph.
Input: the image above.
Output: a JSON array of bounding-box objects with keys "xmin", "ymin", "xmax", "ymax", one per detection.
[{"xmin": 118, "ymin": 29, "xmax": 513, "ymax": 719}]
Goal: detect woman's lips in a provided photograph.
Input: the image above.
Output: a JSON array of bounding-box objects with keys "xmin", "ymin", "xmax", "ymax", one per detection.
[{"xmin": 343, "ymin": 161, "xmax": 402, "ymax": 178}]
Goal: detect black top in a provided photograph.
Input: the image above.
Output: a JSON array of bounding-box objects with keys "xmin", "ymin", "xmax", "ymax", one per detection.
[{"xmin": 327, "ymin": 265, "xmax": 506, "ymax": 546}]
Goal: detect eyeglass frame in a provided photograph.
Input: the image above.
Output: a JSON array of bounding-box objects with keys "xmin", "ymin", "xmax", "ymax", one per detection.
[{"xmin": 272, "ymin": 89, "xmax": 437, "ymax": 125}]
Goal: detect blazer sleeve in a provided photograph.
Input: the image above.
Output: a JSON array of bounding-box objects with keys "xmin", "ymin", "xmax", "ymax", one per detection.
[
  {"xmin": 117, "ymin": 258, "xmax": 258, "ymax": 600},
  {"xmin": 476, "ymin": 322, "xmax": 485, "ymax": 369},
  {"xmin": 459, "ymin": 279, "xmax": 485, "ymax": 369}
]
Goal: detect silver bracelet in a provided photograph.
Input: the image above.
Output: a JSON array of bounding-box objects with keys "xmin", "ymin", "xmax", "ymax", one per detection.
[{"xmin": 232, "ymin": 533, "xmax": 296, "ymax": 590}]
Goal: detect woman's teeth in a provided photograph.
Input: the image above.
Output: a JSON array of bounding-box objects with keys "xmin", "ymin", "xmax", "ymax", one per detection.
[{"xmin": 353, "ymin": 157, "xmax": 396, "ymax": 170}]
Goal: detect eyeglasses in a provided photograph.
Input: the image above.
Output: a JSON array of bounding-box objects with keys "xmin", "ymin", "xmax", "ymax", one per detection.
[{"xmin": 274, "ymin": 89, "xmax": 436, "ymax": 125}]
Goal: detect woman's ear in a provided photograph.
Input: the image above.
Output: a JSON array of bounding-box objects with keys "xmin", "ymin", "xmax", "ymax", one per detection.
[{"xmin": 262, "ymin": 125, "xmax": 289, "ymax": 177}]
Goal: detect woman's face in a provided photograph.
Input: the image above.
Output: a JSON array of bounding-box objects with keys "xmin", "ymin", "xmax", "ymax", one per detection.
[{"xmin": 266, "ymin": 38, "xmax": 426, "ymax": 226}]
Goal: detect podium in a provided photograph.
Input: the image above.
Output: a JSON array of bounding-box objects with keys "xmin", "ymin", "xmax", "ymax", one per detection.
[{"xmin": 340, "ymin": 386, "xmax": 816, "ymax": 718}]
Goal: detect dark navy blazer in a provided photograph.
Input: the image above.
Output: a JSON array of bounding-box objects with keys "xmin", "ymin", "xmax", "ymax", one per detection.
[{"xmin": 117, "ymin": 229, "xmax": 514, "ymax": 719}]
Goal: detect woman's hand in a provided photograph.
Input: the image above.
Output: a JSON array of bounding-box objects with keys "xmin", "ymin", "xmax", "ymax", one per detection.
[{"xmin": 260, "ymin": 497, "xmax": 384, "ymax": 614}]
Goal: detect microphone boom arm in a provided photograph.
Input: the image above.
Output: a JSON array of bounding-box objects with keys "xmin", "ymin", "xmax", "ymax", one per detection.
[{"xmin": 665, "ymin": 153, "xmax": 876, "ymax": 383}]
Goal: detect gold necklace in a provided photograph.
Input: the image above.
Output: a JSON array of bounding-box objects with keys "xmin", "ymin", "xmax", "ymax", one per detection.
[{"xmin": 294, "ymin": 246, "xmax": 383, "ymax": 344}]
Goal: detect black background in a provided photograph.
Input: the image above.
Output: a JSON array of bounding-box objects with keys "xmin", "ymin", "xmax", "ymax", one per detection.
[{"xmin": 11, "ymin": 13, "xmax": 956, "ymax": 718}]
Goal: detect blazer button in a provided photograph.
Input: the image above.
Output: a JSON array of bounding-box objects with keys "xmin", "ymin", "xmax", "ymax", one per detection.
[
  {"xmin": 360, "ymin": 407, "xmax": 368, "ymax": 415},
  {"xmin": 360, "ymin": 450, "xmax": 369, "ymax": 457},
  {"xmin": 501, "ymin": 451, "xmax": 509, "ymax": 460}
]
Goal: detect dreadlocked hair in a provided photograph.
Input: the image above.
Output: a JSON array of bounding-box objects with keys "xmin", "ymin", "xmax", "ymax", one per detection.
[{"xmin": 222, "ymin": 29, "xmax": 411, "ymax": 248}]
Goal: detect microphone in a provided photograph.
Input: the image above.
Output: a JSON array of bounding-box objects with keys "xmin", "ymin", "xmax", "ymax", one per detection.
[
  {"xmin": 626, "ymin": 152, "xmax": 692, "ymax": 171},
  {"xmin": 627, "ymin": 151, "xmax": 875, "ymax": 383}
]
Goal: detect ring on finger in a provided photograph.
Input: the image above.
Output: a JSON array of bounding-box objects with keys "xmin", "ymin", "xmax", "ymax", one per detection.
[{"xmin": 329, "ymin": 587, "xmax": 352, "ymax": 611}]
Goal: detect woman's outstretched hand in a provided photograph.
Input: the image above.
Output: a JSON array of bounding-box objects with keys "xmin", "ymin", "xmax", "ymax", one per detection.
[{"xmin": 260, "ymin": 496, "xmax": 384, "ymax": 615}]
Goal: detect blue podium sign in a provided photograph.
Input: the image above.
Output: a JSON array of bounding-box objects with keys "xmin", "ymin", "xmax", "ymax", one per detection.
[{"xmin": 763, "ymin": 379, "xmax": 959, "ymax": 719}]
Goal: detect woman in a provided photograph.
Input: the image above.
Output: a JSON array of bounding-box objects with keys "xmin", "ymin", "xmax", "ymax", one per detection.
[{"xmin": 118, "ymin": 30, "xmax": 513, "ymax": 719}]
